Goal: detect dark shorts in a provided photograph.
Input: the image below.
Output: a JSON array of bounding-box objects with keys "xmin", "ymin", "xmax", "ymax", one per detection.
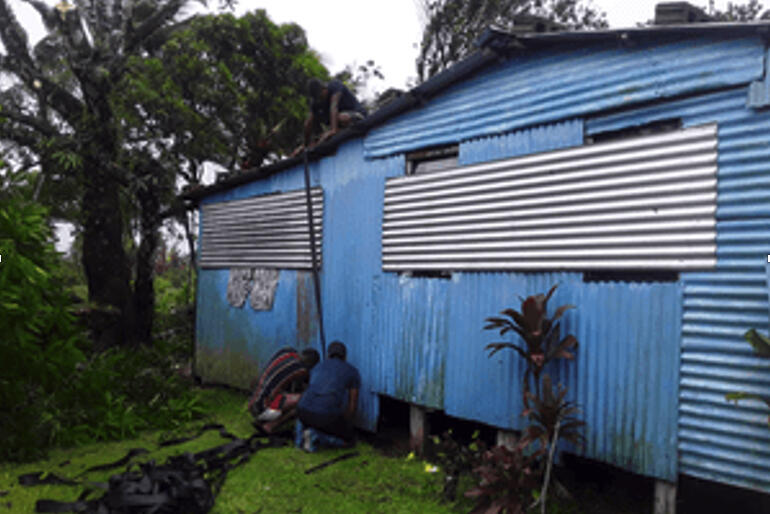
[{"xmin": 298, "ymin": 407, "xmax": 355, "ymax": 442}]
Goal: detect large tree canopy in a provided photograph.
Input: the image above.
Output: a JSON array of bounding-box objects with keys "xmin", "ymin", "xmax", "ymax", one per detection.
[
  {"xmin": 416, "ymin": 0, "xmax": 607, "ymax": 82},
  {"xmin": 0, "ymin": 1, "xmax": 326, "ymax": 347},
  {"xmin": 119, "ymin": 10, "xmax": 328, "ymax": 180}
]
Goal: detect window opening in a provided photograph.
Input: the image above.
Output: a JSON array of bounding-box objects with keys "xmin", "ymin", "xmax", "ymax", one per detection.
[
  {"xmin": 406, "ymin": 144, "xmax": 458, "ymax": 175},
  {"xmin": 401, "ymin": 270, "xmax": 453, "ymax": 280},
  {"xmin": 583, "ymin": 271, "xmax": 679, "ymax": 283},
  {"xmin": 585, "ymin": 119, "xmax": 682, "ymax": 144}
]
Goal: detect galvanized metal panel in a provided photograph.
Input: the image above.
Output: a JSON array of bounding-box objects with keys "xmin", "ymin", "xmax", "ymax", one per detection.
[
  {"xmin": 438, "ymin": 124, "xmax": 681, "ymax": 481},
  {"xmin": 590, "ymin": 87, "xmax": 770, "ymax": 493},
  {"xmin": 365, "ymin": 37, "xmax": 764, "ymax": 158},
  {"xmin": 199, "ymin": 188, "xmax": 323, "ymax": 269},
  {"xmin": 383, "ymin": 124, "xmax": 718, "ymax": 271}
]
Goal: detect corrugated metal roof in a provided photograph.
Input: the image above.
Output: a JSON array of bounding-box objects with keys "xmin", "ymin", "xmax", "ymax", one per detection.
[
  {"xmin": 364, "ymin": 36, "xmax": 764, "ymax": 158},
  {"xmin": 183, "ymin": 22, "xmax": 770, "ymax": 201}
]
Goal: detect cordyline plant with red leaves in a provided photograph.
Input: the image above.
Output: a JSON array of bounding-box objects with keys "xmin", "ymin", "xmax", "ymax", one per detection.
[
  {"xmin": 464, "ymin": 441, "xmax": 544, "ymax": 514},
  {"xmin": 483, "ymin": 284, "xmax": 577, "ymax": 399},
  {"xmin": 462, "ymin": 285, "xmax": 583, "ymax": 514},
  {"xmin": 523, "ymin": 374, "xmax": 586, "ymax": 514}
]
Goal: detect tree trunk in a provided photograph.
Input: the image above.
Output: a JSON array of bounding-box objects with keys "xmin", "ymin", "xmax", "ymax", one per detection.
[
  {"xmin": 133, "ymin": 185, "xmax": 160, "ymax": 345},
  {"xmin": 81, "ymin": 166, "xmax": 134, "ymax": 349}
]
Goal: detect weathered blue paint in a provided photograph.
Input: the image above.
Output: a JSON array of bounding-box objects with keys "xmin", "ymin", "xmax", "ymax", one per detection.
[
  {"xmin": 194, "ymin": 32, "xmax": 770, "ymax": 492},
  {"xmin": 747, "ymin": 47, "xmax": 770, "ymax": 108},
  {"xmin": 196, "ymin": 154, "xmax": 326, "ymax": 388},
  {"xmin": 442, "ymin": 273, "xmax": 682, "ymax": 481},
  {"xmin": 197, "ymin": 140, "xmax": 404, "ymax": 431},
  {"xmin": 314, "ymin": 143, "xmax": 404, "ymax": 430},
  {"xmin": 450, "ymin": 122, "xmax": 679, "ymax": 480},
  {"xmin": 195, "ymin": 268, "xmax": 318, "ymax": 388},
  {"xmin": 589, "ymin": 87, "xmax": 770, "ymax": 492},
  {"xmin": 365, "ymin": 36, "xmax": 764, "ymax": 158},
  {"xmin": 459, "ymin": 119, "xmax": 584, "ymax": 165}
]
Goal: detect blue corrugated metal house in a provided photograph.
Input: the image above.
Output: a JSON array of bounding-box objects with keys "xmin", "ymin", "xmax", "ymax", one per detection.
[{"xmin": 183, "ymin": 16, "xmax": 770, "ymax": 502}]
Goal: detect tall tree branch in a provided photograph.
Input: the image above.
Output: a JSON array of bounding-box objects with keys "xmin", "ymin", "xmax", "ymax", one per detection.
[
  {"xmin": 0, "ymin": 103, "xmax": 57, "ymax": 137},
  {"xmin": 0, "ymin": 0, "xmax": 34, "ymax": 68},
  {"xmin": 0, "ymin": 122, "xmax": 42, "ymax": 148},
  {"xmin": 124, "ymin": 0, "xmax": 187, "ymax": 54},
  {"xmin": 0, "ymin": 55, "xmax": 84, "ymax": 128},
  {"xmin": 21, "ymin": 0, "xmax": 59, "ymax": 31}
]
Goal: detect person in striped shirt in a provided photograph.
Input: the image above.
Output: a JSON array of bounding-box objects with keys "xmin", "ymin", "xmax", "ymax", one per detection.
[{"xmin": 248, "ymin": 347, "xmax": 320, "ymax": 433}]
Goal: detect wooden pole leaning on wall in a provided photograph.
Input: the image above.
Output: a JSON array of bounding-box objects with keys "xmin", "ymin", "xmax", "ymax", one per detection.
[{"xmin": 302, "ymin": 149, "xmax": 326, "ymax": 359}]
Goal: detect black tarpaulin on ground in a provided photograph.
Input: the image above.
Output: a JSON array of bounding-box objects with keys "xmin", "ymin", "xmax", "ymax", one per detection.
[{"xmin": 19, "ymin": 424, "xmax": 287, "ymax": 513}]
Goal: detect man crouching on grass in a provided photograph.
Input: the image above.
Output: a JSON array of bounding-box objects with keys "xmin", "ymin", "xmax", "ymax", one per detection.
[{"xmin": 296, "ymin": 341, "xmax": 360, "ymax": 452}]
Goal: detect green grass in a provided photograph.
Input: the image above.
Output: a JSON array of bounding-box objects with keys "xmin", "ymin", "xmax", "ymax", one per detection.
[
  {"xmin": 0, "ymin": 388, "xmax": 646, "ymax": 513},
  {"xmin": 0, "ymin": 388, "xmax": 472, "ymax": 513}
]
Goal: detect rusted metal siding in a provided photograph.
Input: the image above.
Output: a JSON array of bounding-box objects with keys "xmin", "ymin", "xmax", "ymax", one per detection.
[
  {"xmin": 383, "ymin": 124, "xmax": 718, "ymax": 271},
  {"xmin": 199, "ymin": 188, "xmax": 323, "ymax": 269},
  {"xmin": 587, "ymin": 87, "xmax": 770, "ymax": 492},
  {"xmin": 364, "ymin": 36, "xmax": 764, "ymax": 158}
]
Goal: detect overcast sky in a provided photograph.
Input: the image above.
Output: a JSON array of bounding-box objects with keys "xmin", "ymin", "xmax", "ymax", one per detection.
[
  {"xmin": 220, "ymin": 0, "xmax": 735, "ymax": 97},
  {"xmin": 8, "ymin": 0, "xmax": 739, "ymax": 98}
]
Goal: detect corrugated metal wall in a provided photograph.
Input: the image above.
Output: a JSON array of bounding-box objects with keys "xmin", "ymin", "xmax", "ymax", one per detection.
[
  {"xmin": 196, "ymin": 169, "xmax": 328, "ymax": 391},
  {"xmin": 194, "ymin": 35, "xmax": 770, "ymax": 492},
  {"xmin": 435, "ymin": 122, "xmax": 682, "ymax": 481},
  {"xmin": 587, "ymin": 87, "xmax": 770, "ymax": 492},
  {"xmin": 199, "ymin": 188, "xmax": 323, "ymax": 269},
  {"xmin": 197, "ymin": 140, "xmax": 405, "ymax": 431},
  {"xmin": 364, "ymin": 36, "xmax": 764, "ymax": 158},
  {"xmin": 383, "ymin": 124, "xmax": 718, "ymax": 271}
]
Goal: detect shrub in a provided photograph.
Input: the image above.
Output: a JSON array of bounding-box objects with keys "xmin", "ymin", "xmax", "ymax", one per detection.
[
  {"xmin": 0, "ymin": 196, "xmax": 204, "ymax": 461},
  {"xmin": 474, "ymin": 285, "xmax": 584, "ymax": 513},
  {"xmin": 429, "ymin": 429, "xmax": 487, "ymax": 502},
  {"xmin": 0, "ymin": 197, "xmax": 87, "ymax": 460},
  {"xmin": 465, "ymin": 442, "xmax": 543, "ymax": 514},
  {"xmin": 725, "ymin": 329, "xmax": 770, "ymax": 428}
]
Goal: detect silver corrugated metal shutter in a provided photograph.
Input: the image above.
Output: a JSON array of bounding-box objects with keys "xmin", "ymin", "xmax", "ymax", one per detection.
[
  {"xmin": 382, "ymin": 124, "xmax": 718, "ymax": 271},
  {"xmin": 200, "ymin": 188, "xmax": 323, "ymax": 269}
]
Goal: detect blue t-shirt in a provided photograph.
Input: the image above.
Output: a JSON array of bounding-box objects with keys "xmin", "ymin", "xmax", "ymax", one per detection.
[{"xmin": 298, "ymin": 357, "xmax": 361, "ymax": 416}]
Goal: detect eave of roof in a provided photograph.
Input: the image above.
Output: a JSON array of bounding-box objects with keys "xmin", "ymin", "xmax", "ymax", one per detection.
[{"xmin": 182, "ymin": 21, "xmax": 770, "ymax": 203}]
